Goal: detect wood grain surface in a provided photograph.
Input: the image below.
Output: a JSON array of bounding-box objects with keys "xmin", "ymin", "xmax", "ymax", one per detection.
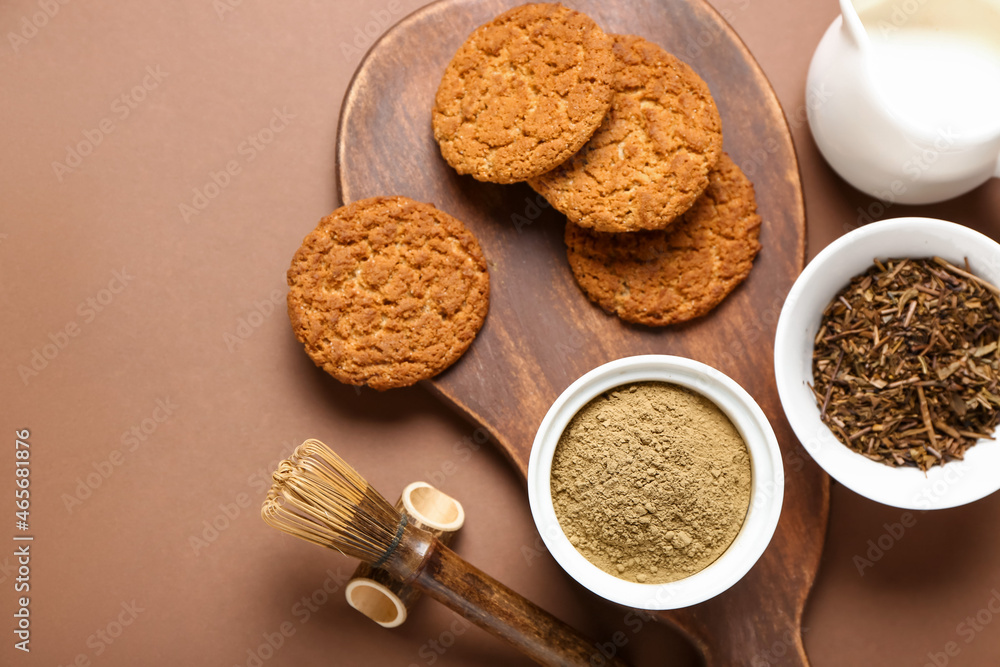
[{"xmin": 336, "ymin": 0, "xmax": 830, "ymax": 663}]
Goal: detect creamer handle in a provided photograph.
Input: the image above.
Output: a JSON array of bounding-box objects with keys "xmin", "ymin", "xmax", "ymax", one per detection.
[{"xmin": 840, "ymin": 0, "xmax": 868, "ymax": 49}]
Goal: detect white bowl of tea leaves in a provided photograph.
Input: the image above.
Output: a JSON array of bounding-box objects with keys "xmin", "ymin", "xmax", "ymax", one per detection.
[{"xmin": 775, "ymin": 217, "xmax": 1000, "ymax": 509}]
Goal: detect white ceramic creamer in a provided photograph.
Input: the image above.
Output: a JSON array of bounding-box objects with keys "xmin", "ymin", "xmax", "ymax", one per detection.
[{"xmin": 807, "ymin": 0, "xmax": 1000, "ymax": 204}]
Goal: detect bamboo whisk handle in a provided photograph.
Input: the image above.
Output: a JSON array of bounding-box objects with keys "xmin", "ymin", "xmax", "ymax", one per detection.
[
  {"xmin": 347, "ymin": 482, "xmax": 465, "ymax": 627},
  {"xmin": 410, "ymin": 542, "xmax": 630, "ymax": 667}
]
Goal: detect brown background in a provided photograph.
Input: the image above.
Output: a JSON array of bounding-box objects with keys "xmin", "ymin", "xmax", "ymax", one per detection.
[{"xmin": 2, "ymin": 1, "xmax": 999, "ymax": 666}]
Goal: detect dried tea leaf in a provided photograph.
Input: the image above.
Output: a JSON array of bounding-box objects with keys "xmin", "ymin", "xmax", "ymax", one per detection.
[{"xmin": 811, "ymin": 257, "xmax": 1000, "ymax": 471}]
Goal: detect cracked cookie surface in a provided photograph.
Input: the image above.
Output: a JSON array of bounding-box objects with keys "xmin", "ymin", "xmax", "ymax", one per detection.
[
  {"xmin": 287, "ymin": 196, "xmax": 490, "ymax": 390},
  {"xmin": 531, "ymin": 33, "xmax": 723, "ymax": 232},
  {"xmin": 564, "ymin": 154, "xmax": 760, "ymax": 326},
  {"xmin": 432, "ymin": 3, "xmax": 616, "ymax": 184}
]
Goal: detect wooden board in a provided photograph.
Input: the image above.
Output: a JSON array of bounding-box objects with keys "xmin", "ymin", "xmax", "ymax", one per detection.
[{"xmin": 336, "ymin": 0, "xmax": 830, "ymax": 663}]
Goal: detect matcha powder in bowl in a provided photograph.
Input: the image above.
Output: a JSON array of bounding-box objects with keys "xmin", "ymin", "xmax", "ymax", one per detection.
[{"xmin": 550, "ymin": 381, "xmax": 752, "ymax": 584}]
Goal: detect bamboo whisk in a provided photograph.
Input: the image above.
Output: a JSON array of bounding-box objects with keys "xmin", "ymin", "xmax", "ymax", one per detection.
[
  {"xmin": 262, "ymin": 439, "xmax": 630, "ymax": 667},
  {"xmin": 263, "ymin": 445, "xmax": 403, "ymax": 562}
]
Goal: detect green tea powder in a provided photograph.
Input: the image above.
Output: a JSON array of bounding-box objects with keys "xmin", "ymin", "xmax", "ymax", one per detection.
[{"xmin": 551, "ymin": 382, "xmax": 752, "ymax": 584}]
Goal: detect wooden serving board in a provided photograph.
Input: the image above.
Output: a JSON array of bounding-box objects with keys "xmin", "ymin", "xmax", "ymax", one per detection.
[{"xmin": 336, "ymin": 0, "xmax": 830, "ymax": 664}]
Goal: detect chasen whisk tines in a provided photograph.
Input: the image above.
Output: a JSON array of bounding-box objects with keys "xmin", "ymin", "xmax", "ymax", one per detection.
[{"xmin": 261, "ymin": 439, "xmax": 404, "ymax": 563}]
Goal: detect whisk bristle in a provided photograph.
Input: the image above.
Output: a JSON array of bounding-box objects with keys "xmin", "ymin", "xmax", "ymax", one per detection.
[{"xmin": 261, "ymin": 439, "xmax": 403, "ymax": 563}]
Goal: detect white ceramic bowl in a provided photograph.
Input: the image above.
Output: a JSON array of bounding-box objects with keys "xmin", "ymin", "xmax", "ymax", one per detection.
[
  {"xmin": 527, "ymin": 355, "xmax": 784, "ymax": 610},
  {"xmin": 775, "ymin": 217, "xmax": 1000, "ymax": 510}
]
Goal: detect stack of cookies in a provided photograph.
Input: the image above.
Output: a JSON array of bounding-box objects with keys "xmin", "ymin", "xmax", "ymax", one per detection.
[
  {"xmin": 432, "ymin": 3, "xmax": 762, "ymax": 327},
  {"xmin": 286, "ymin": 3, "xmax": 763, "ymax": 391}
]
